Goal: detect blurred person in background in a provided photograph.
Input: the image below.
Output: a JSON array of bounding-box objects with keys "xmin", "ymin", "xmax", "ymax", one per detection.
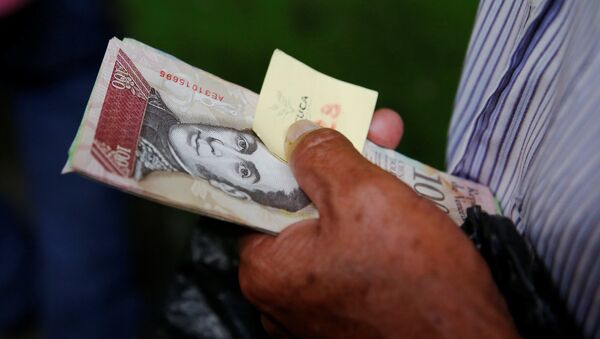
[{"xmin": 0, "ymin": 0, "xmax": 140, "ymax": 338}]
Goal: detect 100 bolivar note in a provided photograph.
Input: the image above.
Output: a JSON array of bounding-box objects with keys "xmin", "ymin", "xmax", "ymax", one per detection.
[{"xmin": 63, "ymin": 38, "xmax": 499, "ymax": 234}]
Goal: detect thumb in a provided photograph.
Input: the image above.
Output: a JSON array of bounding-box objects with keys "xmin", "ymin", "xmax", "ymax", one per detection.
[{"xmin": 284, "ymin": 120, "xmax": 378, "ymax": 218}]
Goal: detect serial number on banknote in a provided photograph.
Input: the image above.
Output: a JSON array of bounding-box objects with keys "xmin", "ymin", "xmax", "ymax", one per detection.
[{"xmin": 159, "ymin": 69, "xmax": 225, "ymax": 101}]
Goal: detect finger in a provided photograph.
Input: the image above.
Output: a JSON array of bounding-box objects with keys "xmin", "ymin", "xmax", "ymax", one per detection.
[
  {"xmin": 285, "ymin": 121, "xmax": 379, "ymax": 218},
  {"xmin": 239, "ymin": 232, "xmax": 273, "ymax": 259},
  {"xmin": 367, "ymin": 108, "xmax": 404, "ymax": 149},
  {"xmin": 238, "ymin": 218, "xmax": 317, "ymax": 260},
  {"xmin": 238, "ymin": 219, "xmax": 319, "ymax": 306}
]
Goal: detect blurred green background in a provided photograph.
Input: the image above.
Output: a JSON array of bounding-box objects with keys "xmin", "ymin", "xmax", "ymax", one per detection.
[{"xmin": 120, "ymin": 0, "xmax": 478, "ymax": 169}]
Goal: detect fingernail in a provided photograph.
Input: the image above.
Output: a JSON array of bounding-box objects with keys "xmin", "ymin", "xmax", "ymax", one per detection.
[{"xmin": 285, "ymin": 120, "xmax": 320, "ymax": 160}]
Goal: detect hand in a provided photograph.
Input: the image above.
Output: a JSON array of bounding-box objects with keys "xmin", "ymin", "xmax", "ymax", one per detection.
[{"xmin": 239, "ymin": 109, "xmax": 519, "ymax": 338}]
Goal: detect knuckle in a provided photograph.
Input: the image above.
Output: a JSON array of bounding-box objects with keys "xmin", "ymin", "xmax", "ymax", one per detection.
[
  {"xmin": 347, "ymin": 177, "xmax": 387, "ymax": 209},
  {"xmin": 344, "ymin": 166, "xmax": 388, "ymax": 196},
  {"xmin": 292, "ymin": 128, "xmax": 351, "ymax": 166}
]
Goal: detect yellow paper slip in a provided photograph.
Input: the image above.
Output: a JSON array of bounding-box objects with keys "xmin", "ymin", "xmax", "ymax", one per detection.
[{"xmin": 253, "ymin": 49, "xmax": 378, "ymax": 160}]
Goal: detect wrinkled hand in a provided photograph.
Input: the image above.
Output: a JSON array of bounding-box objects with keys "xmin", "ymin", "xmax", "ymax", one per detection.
[{"xmin": 239, "ymin": 109, "xmax": 519, "ymax": 338}]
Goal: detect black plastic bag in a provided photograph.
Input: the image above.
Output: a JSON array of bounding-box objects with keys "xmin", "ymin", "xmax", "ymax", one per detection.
[
  {"xmin": 461, "ymin": 206, "xmax": 581, "ymax": 338},
  {"xmin": 160, "ymin": 219, "xmax": 267, "ymax": 339}
]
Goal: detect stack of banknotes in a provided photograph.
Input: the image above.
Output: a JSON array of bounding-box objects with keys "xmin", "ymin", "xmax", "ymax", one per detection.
[{"xmin": 63, "ymin": 38, "xmax": 498, "ymax": 234}]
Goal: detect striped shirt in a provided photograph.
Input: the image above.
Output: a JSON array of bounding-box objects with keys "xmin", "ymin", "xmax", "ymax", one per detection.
[{"xmin": 447, "ymin": 0, "xmax": 600, "ymax": 337}]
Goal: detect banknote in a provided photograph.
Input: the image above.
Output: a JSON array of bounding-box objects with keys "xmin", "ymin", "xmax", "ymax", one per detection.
[
  {"xmin": 63, "ymin": 37, "xmax": 499, "ymax": 234},
  {"xmin": 362, "ymin": 142, "xmax": 498, "ymax": 225}
]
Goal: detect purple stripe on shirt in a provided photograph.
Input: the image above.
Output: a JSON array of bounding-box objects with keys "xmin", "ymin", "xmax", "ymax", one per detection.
[
  {"xmin": 463, "ymin": 0, "xmax": 566, "ymax": 181},
  {"xmin": 449, "ymin": 1, "xmax": 524, "ymax": 154}
]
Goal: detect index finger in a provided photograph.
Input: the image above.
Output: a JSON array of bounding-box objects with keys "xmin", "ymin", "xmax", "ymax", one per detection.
[{"xmin": 367, "ymin": 108, "xmax": 404, "ymax": 149}]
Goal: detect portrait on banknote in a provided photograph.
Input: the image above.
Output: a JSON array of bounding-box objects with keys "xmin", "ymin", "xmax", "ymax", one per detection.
[
  {"xmin": 134, "ymin": 88, "xmax": 310, "ymax": 212},
  {"xmin": 63, "ymin": 38, "xmax": 320, "ymax": 233}
]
